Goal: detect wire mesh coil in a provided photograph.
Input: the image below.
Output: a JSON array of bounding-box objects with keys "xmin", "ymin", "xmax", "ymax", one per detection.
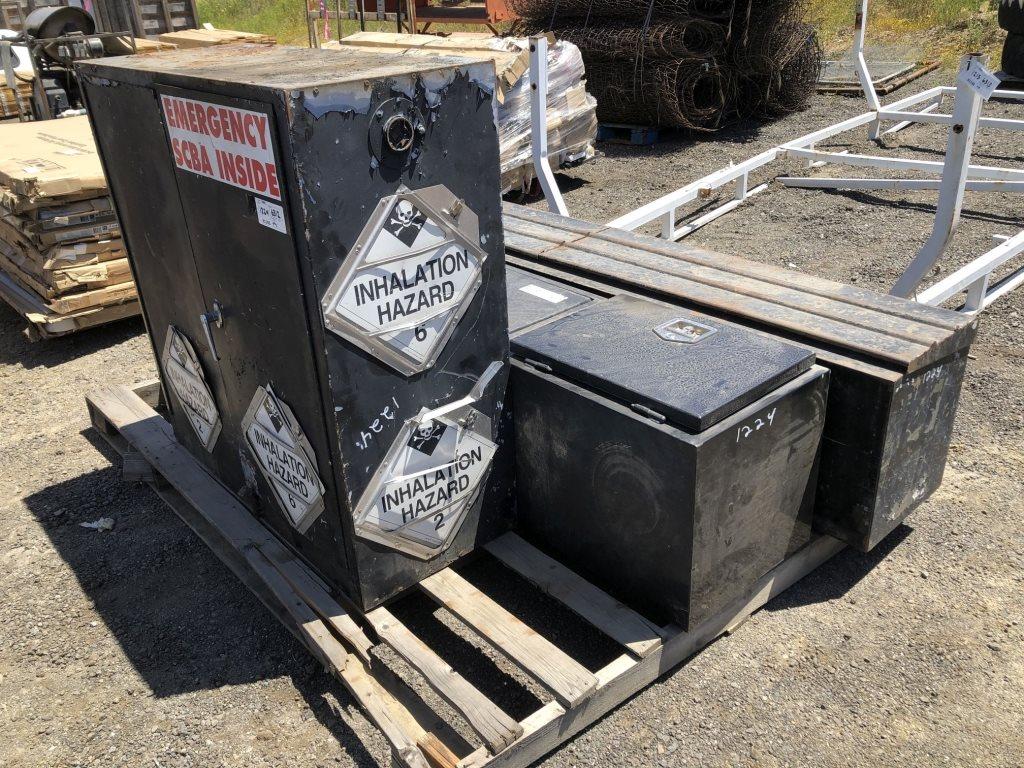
[
  {"xmin": 585, "ymin": 57, "xmax": 732, "ymax": 130},
  {"xmin": 516, "ymin": 18, "xmax": 727, "ymax": 60}
]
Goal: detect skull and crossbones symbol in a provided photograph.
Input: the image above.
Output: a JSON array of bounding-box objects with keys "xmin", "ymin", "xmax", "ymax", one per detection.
[{"xmin": 387, "ymin": 200, "xmax": 424, "ymax": 240}]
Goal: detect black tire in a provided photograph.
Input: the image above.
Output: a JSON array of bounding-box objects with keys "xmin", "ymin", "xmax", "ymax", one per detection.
[
  {"xmin": 1003, "ymin": 32, "xmax": 1024, "ymax": 77},
  {"xmin": 999, "ymin": 0, "xmax": 1024, "ymax": 34}
]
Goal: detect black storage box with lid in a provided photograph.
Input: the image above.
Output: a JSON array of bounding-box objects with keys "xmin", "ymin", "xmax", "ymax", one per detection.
[
  {"xmin": 78, "ymin": 45, "xmax": 514, "ymax": 610},
  {"xmin": 506, "ymin": 263, "xmax": 598, "ymax": 335},
  {"xmin": 511, "ymin": 292, "xmax": 829, "ymax": 629},
  {"xmin": 502, "ymin": 205, "xmax": 979, "ymax": 552}
]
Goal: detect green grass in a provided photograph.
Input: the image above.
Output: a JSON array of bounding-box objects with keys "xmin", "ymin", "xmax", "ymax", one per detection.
[
  {"xmin": 807, "ymin": 0, "xmax": 1004, "ymax": 66},
  {"xmin": 195, "ymin": 0, "xmax": 486, "ymax": 46},
  {"xmin": 196, "ymin": 0, "xmax": 1006, "ymax": 67}
]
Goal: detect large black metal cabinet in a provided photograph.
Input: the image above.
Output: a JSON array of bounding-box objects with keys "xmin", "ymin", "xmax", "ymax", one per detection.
[
  {"xmin": 79, "ymin": 46, "xmax": 514, "ymax": 609},
  {"xmin": 510, "ymin": 293, "xmax": 829, "ymax": 629}
]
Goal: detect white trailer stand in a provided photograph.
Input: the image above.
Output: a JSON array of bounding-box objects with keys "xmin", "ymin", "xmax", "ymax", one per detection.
[
  {"xmin": 609, "ymin": 52, "xmax": 1024, "ymax": 314},
  {"xmin": 529, "ymin": 35, "xmax": 570, "ymax": 217}
]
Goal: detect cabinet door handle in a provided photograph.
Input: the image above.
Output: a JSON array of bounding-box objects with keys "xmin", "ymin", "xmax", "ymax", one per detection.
[{"xmin": 199, "ymin": 300, "xmax": 224, "ymax": 360}]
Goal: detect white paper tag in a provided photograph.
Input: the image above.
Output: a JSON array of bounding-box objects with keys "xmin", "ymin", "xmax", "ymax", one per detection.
[
  {"xmin": 520, "ymin": 283, "xmax": 567, "ymax": 304},
  {"xmin": 959, "ymin": 60, "xmax": 1000, "ymax": 101},
  {"xmin": 255, "ymin": 197, "xmax": 287, "ymax": 233}
]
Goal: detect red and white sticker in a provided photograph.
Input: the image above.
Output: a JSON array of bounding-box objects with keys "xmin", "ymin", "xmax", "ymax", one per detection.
[{"xmin": 161, "ymin": 95, "xmax": 281, "ymax": 200}]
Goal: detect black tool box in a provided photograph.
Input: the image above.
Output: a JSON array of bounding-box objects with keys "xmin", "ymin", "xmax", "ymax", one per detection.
[
  {"xmin": 502, "ymin": 206, "xmax": 978, "ymax": 552},
  {"xmin": 506, "ymin": 264, "xmax": 598, "ymax": 335},
  {"xmin": 79, "ymin": 45, "xmax": 514, "ymax": 609},
  {"xmin": 510, "ymin": 291, "xmax": 829, "ymax": 629}
]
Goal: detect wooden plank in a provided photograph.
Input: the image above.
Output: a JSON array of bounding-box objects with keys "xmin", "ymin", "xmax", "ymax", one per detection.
[
  {"xmin": 503, "ymin": 204, "xmax": 970, "ymax": 332},
  {"xmin": 246, "ymin": 546, "xmax": 431, "ymax": 768},
  {"xmin": 418, "ymin": 733, "xmax": 460, "ymax": 768},
  {"xmin": 484, "ymin": 534, "xmax": 663, "ymax": 659},
  {"xmin": 458, "ymin": 535, "xmax": 847, "ymax": 768},
  {"xmin": 504, "ymin": 221, "xmax": 932, "ymax": 370},
  {"xmin": 419, "ymin": 568, "xmax": 598, "ymax": 708},
  {"xmin": 367, "ymin": 605, "xmax": 524, "ymax": 754},
  {"xmin": 83, "ymin": 386, "xmax": 374, "ymax": 663}
]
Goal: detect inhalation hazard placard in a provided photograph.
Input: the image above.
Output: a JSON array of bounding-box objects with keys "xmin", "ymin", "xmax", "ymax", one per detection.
[
  {"xmin": 321, "ymin": 186, "xmax": 486, "ymax": 376},
  {"xmin": 161, "ymin": 326, "xmax": 221, "ymax": 451},
  {"xmin": 161, "ymin": 94, "xmax": 281, "ymax": 200},
  {"xmin": 242, "ymin": 385, "xmax": 325, "ymax": 534},
  {"xmin": 354, "ymin": 410, "xmax": 497, "ymax": 554}
]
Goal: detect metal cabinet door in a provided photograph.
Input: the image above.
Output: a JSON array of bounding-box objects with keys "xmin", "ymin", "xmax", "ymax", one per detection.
[
  {"xmin": 81, "ymin": 77, "xmax": 231, "ymax": 478},
  {"xmin": 154, "ymin": 86, "xmax": 350, "ymax": 586}
]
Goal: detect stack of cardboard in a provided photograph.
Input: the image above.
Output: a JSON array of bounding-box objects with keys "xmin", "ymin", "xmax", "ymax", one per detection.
[{"xmin": 0, "ymin": 116, "xmax": 139, "ymax": 339}]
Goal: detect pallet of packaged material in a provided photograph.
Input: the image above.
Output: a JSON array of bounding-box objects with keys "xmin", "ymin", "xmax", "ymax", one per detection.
[
  {"xmin": 1, "ymin": 81, "xmax": 33, "ymax": 119},
  {"xmin": 0, "ymin": 268, "xmax": 139, "ymax": 340},
  {"xmin": 0, "ymin": 239, "xmax": 131, "ymax": 298},
  {"xmin": 157, "ymin": 27, "xmax": 276, "ymax": 48},
  {"xmin": 1, "ymin": 211, "xmax": 119, "ymax": 248},
  {"xmin": 0, "ymin": 116, "xmax": 108, "ymax": 200}
]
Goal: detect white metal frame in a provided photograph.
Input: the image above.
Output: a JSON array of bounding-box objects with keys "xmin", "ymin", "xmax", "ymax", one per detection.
[
  {"xmin": 529, "ymin": 35, "xmax": 570, "ymax": 216},
  {"xmin": 609, "ymin": 53, "xmax": 1024, "ymax": 313}
]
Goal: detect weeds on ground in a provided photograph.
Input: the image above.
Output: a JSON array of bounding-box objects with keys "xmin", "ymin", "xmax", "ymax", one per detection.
[
  {"xmin": 196, "ymin": 0, "xmax": 1007, "ymax": 68},
  {"xmin": 808, "ymin": 0, "xmax": 1004, "ymax": 66}
]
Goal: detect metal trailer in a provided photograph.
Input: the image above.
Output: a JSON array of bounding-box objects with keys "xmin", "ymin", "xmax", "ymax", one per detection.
[
  {"xmin": 608, "ymin": 53, "xmax": 1024, "ymax": 315},
  {"xmin": 78, "ymin": 44, "xmax": 515, "ymax": 612}
]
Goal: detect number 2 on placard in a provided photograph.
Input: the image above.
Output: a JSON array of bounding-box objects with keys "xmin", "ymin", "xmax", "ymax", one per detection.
[{"xmin": 433, "ymin": 512, "xmax": 445, "ymax": 530}]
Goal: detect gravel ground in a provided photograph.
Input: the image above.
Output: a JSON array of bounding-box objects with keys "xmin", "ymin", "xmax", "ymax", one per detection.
[{"xmin": 1, "ymin": 69, "xmax": 1022, "ymax": 768}]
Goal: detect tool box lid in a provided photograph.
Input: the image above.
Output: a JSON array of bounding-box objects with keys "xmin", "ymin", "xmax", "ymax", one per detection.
[
  {"xmin": 506, "ymin": 265, "xmax": 597, "ymax": 336},
  {"xmin": 512, "ymin": 294, "xmax": 815, "ymax": 432}
]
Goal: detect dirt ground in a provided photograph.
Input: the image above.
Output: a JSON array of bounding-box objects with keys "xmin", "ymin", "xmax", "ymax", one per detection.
[{"xmin": 1, "ymin": 69, "xmax": 1022, "ymax": 768}]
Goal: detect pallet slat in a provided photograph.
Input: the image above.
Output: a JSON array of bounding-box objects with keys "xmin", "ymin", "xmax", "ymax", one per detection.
[
  {"xmin": 367, "ymin": 606, "xmax": 524, "ymax": 754},
  {"xmin": 245, "ymin": 546, "xmax": 431, "ymax": 768},
  {"xmin": 84, "ymin": 385, "xmax": 466, "ymax": 768},
  {"xmin": 419, "ymin": 569, "xmax": 598, "ymax": 709},
  {"xmin": 83, "ymin": 386, "xmax": 374, "ymax": 662},
  {"xmin": 485, "ymin": 534, "xmax": 664, "ymax": 659},
  {"xmin": 457, "ymin": 534, "xmax": 847, "ymax": 768}
]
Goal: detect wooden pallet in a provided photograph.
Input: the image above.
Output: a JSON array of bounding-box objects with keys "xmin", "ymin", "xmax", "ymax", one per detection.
[
  {"xmin": 86, "ymin": 381, "xmax": 846, "ymax": 768},
  {"xmin": 596, "ymin": 123, "xmax": 666, "ymax": 146},
  {"xmin": 0, "ymin": 268, "xmax": 140, "ymax": 339}
]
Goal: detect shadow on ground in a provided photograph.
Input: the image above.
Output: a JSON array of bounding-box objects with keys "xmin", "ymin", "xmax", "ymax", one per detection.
[{"xmin": 20, "ymin": 442, "xmax": 381, "ymax": 766}]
